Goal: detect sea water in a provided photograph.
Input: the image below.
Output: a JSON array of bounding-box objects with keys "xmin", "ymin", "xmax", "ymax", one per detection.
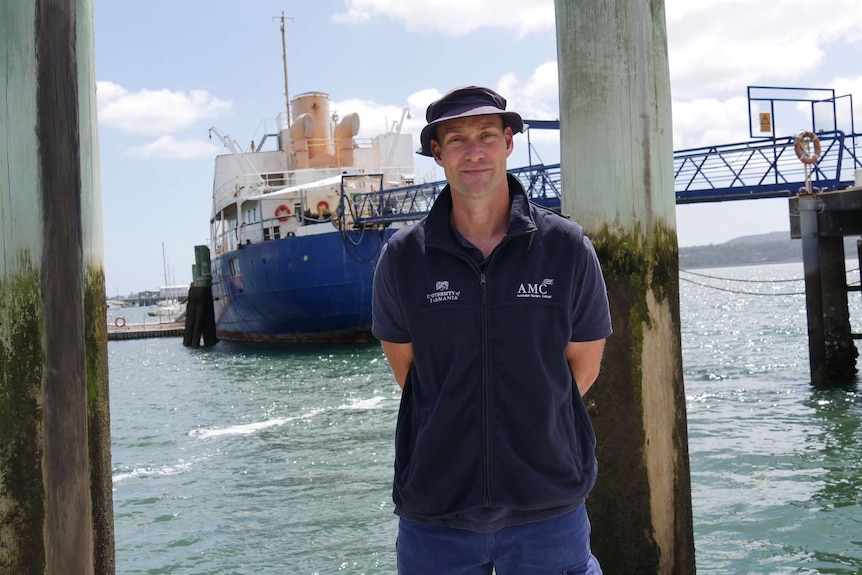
[{"xmin": 109, "ymin": 261, "xmax": 862, "ymax": 574}]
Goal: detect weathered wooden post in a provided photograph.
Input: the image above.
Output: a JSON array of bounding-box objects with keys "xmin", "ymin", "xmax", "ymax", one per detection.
[
  {"xmin": 798, "ymin": 195, "xmax": 829, "ymax": 386},
  {"xmin": 554, "ymin": 0, "xmax": 696, "ymax": 573},
  {"xmin": 183, "ymin": 245, "xmax": 218, "ymax": 347},
  {"xmin": 819, "ymin": 235, "xmax": 858, "ymax": 383},
  {"xmin": 790, "ymin": 154, "xmax": 860, "ymax": 385},
  {"xmin": 0, "ymin": 1, "xmax": 115, "ymax": 573}
]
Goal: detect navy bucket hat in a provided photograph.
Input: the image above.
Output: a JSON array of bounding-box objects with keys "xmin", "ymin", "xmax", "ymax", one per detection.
[{"xmin": 417, "ymin": 86, "xmax": 526, "ymax": 157}]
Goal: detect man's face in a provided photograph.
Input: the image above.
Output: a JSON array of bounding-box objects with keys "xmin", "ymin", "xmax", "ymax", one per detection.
[{"xmin": 430, "ymin": 114, "xmax": 514, "ymax": 201}]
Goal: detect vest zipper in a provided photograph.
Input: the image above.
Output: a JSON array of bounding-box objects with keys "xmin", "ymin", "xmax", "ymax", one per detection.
[
  {"xmin": 427, "ymin": 224, "xmax": 536, "ymax": 510},
  {"xmin": 480, "ymin": 270, "xmax": 491, "ymax": 507}
]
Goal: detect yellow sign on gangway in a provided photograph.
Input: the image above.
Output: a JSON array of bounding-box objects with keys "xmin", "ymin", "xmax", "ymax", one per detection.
[{"xmin": 759, "ymin": 112, "xmax": 772, "ymax": 133}]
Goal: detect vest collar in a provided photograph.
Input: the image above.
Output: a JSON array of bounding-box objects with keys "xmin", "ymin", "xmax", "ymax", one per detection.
[{"xmin": 424, "ymin": 174, "xmax": 537, "ymax": 250}]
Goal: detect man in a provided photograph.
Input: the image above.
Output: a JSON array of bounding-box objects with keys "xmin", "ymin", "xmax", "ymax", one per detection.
[{"xmin": 372, "ymin": 85, "xmax": 611, "ymax": 575}]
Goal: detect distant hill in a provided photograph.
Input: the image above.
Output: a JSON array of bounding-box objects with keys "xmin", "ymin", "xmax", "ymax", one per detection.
[{"xmin": 679, "ymin": 231, "xmax": 860, "ymax": 269}]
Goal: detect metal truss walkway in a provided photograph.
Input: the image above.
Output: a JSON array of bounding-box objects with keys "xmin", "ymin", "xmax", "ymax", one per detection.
[
  {"xmin": 674, "ymin": 130, "xmax": 862, "ymax": 204},
  {"xmin": 347, "ymin": 162, "xmax": 563, "ymax": 227},
  {"xmin": 348, "ymin": 129, "xmax": 861, "ymax": 227},
  {"xmin": 347, "ymin": 86, "xmax": 862, "ymax": 226}
]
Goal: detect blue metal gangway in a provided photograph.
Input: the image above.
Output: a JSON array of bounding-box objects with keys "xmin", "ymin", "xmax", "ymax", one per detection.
[
  {"xmin": 346, "ymin": 85, "xmax": 862, "ymax": 226},
  {"xmin": 346, "ymin": 163, "xmax": 562, "ymax": 227},
  {"xmin": 678, "ymin": 85, "xmax": 862, "ymax": 203},
  {"xmin": 674, "ymin": 130, "xmax": 862, "ymax": 204},
  {"xmin": 347, "ymin": 128, "xmax": 861, "ymax": 227}
]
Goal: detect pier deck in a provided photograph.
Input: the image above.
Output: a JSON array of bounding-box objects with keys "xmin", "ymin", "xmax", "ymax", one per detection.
[{"xmin": 107, "ymin": 321, "xmax": 184, "ymax": 341}]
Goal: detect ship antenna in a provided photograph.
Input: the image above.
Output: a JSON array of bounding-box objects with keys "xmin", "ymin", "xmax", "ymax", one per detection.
[{"xmin": 275, "ymin": 11, "xmax": 294, "ymax": 129}]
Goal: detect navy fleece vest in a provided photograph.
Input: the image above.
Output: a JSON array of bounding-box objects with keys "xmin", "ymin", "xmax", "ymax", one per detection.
[{"xmin": 372, "ymin": 175, "xmax": 612, "ymax": 520}]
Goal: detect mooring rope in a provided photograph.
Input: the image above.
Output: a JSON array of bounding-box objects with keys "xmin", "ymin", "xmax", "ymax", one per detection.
[
  {"xmin": 678, "ymin": 266, "xmax": 861, "ymax": 296},
  {"xmin": 678, "ymin": 276, "xmax": 806, "ymax": 296}
]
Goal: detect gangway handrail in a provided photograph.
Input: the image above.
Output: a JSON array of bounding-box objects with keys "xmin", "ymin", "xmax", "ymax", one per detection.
[
  {"xmin": 674, "ymin": 130, "xmax": 862, "ymax": 204},
  {"xmin": 339, "ymin": 127, "xmax": 862, "ymax": 219},
  {"xmin": 348, "ymin": 163, "xmax": 563, "ymax": 226}
]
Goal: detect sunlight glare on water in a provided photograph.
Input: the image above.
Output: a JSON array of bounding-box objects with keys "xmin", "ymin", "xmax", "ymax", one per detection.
[{"xmin": 109, "ymin": 261, "xmax": 862, "ymax": 574}]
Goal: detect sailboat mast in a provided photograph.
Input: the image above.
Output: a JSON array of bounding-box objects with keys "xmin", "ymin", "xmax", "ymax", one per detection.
[{"xmin": 161, "ymin": 241, "xmax": 168, "ymax": 293}]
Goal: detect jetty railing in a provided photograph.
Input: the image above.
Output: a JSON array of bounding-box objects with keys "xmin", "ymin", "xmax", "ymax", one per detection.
[
  {"xmin": 347, "ymin": 163, "xmax": 563, "ymax": 227},
  {"xmin": 343, "ymin": 129, "xmax": 862, "ymax": 228},
  {"xmin": 674, "ymin": 130, "xmax": 862, "ymax": 204}
]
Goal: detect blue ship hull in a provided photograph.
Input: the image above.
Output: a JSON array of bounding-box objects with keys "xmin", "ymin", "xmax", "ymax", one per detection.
[
  {"xmin": 211, "ymin": 228, "xmax": 398, "ymax": 342},
  {"xmin": 207, "ymin": 163, "xmax": 561, "ymax": 344}
]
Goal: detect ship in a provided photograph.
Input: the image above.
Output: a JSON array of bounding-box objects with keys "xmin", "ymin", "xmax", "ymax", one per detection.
[
  {"xmin": 206, "ymin": 92, "xmax": 564, "ymax": 343},
  {"xmin": 208, "ymin": 89, "xmax": 430, "ymax": 342},
  {"xmin": 207, "ymin": 17, "xmax": 561, "ymax": 343}
]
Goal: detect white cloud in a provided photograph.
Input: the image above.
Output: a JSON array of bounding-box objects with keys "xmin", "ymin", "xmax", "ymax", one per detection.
[
  {"xmin": 330, "ymin": 97, "xmax": 418, "ymax": 139},
  {"xmin": 97, "ymin": 81, "xmax": 232, "ymax": 135},
  {"xmin": 332, "ymin": 0, "xmax": 554, "ymax": 37},
  {"xmin": 406, "ymin": 88, "xmax": 443, "ymax": 122},
  {"xmin": 671, "ymin": 97, "xmax": 750, "ymax": 150},
  {"xmin": 125, "ymin": 135, "xmax": 221, "ymax": 160},
  {"xmin": 497, "ymin": 62, "xmax": 559, "ymax": 120},
  {"xmin": 666, "ymin": 0, "xmax": 862, "ymax": 99},
  {"xmin": 831, "ymin": 75, "xmax": 862, "ymax": 130},
  {"xmin": 330, "ymin": 66, "xmax": 564, "ymax": 161},
  {"xmin": 99, "ymin": 0, "xmax": 862, "ymax": 169},
  {"xmin": 331, "ymin": 0, "xmax": 862, "ymax": 112}
]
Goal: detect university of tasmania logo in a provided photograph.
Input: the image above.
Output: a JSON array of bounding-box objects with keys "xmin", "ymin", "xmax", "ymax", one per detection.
[
  {"xmin": 516, "ymin": 278, "xmax": 554, "ymax": 299},
  {"xmin": 427, "ymin": 280, "xmax": 460, "ymax": 303}
]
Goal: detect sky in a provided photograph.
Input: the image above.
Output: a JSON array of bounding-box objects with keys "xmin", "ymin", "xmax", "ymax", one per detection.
[{"xmin": 92, "ymin": 0, "xmax": 862, "ymax": 296}]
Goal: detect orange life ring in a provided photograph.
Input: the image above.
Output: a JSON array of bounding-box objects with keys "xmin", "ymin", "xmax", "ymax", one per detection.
[
  {"xmin": 115, "ymin": 317, "xmax": 126, "ymax": 328},
  {"xmin": 794, "ymin": 131, "xmax": 821, "ymax": 165},
  {"xmin": 275, "ymin": 204, "xmax": 291, "ymax": 222},
  {"xmin": 317, "ymin": 200, "xmax": 330, "ymax": 212}
]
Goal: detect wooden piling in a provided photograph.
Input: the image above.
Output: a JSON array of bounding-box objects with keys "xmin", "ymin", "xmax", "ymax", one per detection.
[
  {"xmin": 183, "ymin": 245, "xmax": 218, "ymax": 347},
  {"xmin": 554, "ymin": 0, "xmax": 696, "ymax": 573},
  {"xmin": 790, "ymin": 188, "xmax": 862, "ymax": 384},
  {"xmin": 799, "ymin": 196, "xmax": 828, "ymax": 386},
  {"xmin": 819, "ymin": 236, "xmax": 856, "ymax": 382},
  {"xmin": 0, "ymin": 1, "xmax": 113, "ymax": 573}
]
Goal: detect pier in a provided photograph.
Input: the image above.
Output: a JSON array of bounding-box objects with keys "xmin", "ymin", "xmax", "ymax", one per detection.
[
  {"xmin": 107, "ymin": 321, "xmax": 184, "ymax": 341},
  {"xmin": 789, "ymin": 184, "xmax": 862, "ymax": 384}
]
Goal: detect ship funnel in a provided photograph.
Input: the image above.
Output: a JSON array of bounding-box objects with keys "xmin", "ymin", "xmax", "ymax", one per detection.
[
  {"xmin": 290, "ymin": 113, "xmax": 315, "ymax": 169},
  {"xmin": 291, "ymin": 92, "xmax": 333, "ymax": 164},
  {"xmin": 335, "ymin": 112, "xmax": 360, "ymax": 167}
]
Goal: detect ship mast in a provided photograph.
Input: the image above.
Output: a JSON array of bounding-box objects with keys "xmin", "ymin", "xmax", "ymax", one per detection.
[{"xmin": 276, "ymin": 11, "xmax": 294, "ymax": 129}]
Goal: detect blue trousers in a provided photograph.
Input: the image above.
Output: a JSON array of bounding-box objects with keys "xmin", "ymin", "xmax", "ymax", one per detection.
[{"xmin": 396, "ymin": 505, "xmax": 602, "ymax": 575}]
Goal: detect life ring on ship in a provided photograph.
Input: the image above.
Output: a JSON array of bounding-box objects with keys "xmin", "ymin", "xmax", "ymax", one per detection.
[
  {"xmin": 115, "ymin": 317, "xmax": 126, "ymax": 328},
  {"xmin": 317, "ymin": 201, "xmax": 330, "ymax": 212},
  {"xmin": 275, "ymin": 204, "xmax": 291, "ymax": 222},
  {"xmin": 794, "ymin": 131, "xmax": 821, "ymax": 165}
]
